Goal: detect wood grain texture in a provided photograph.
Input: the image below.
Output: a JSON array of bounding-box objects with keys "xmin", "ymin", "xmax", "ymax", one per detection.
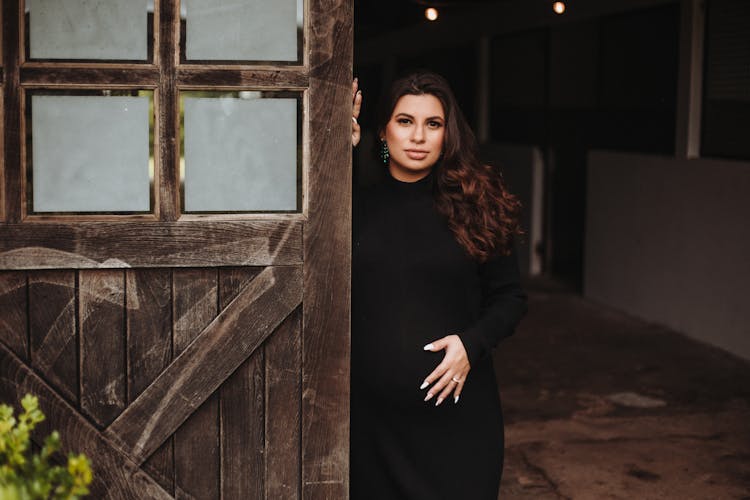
[
  {"xmin": 0, "ymin": 75, "xmax": 4, "ymax": 222},
  {"xmin": 266, "ymin": 306, "xmax": 302, "ymax": 499},
  {"xmin": 20, "ymin": 67, "xmax": 160, "ymax": 87},
  {"xmin": 0, "ymin": 344, "xmax": 172, "ymax": 499},
  {"xmin": 0, "ymin": 272, "xmax": 27, "ymax": 360},
  {"xmin": 3, "ymin": 0, "xmax": 21, "ymax": 222},
  {"xmin": 158, "ymin": 0, "xmax": 178, "ymax": 221},
  {"xmin": 28, "ymin": 271, "xmax": 77, "ymax": 405},
  {"xmin": 126, "ymin": 269, "xmax": 173, "ymax": 494},
  {"xmin": 219, "ymin": 267, "xmax": 265, "ymax": 499},
  {"xmin": 0, "ymin": 220, "xmax": 302, "ymax": 269},
  {"xmin": 79, "ymin": 270, "xmax": 126, "ymax": 428},
  {"xmin": 303, "ymin": 0, "xmax": 353, "ymax": 497},
  {"xmin": 171, "ymin": 269, "xmax": 220, "ymax": 500},
  {"xmin": 177, "ymin": 67, "xmax": 309, "ymax": 89},
  {"xmin": 125, "ymin": 270, "xmax": 172, "ymax": 404},
  {"xmin": 105, "ymin": 265, "xmax": 303, "ymax": 466}
]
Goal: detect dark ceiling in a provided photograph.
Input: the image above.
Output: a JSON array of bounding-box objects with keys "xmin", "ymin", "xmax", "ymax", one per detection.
[{"xmin": 355, "ymin": 0, "xmax": 508, "ymax": 41}]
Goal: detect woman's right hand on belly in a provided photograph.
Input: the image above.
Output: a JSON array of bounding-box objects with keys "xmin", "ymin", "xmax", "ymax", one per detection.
[{"xmin": 419, "ymin": 335, "xmax": 471, "ymax": 406}]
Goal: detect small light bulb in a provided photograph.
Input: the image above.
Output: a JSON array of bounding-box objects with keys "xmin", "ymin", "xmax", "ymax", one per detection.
[
  {"xmin": 553, "ymin": 2, "xmax": 566, "ymax": 14},
  {"xmin": 425, "ymin": 7, "xmax": 439, "ymax": 21}
]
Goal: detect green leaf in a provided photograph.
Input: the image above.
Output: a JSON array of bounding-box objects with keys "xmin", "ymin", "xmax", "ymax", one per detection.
[{"xmin": 0, "ymin": 394, "xmax": 93, "ymax": 499}]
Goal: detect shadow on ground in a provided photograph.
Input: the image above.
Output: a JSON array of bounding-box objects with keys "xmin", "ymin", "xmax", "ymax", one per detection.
[{"xmin": 494, "ymin": 281, "xmax": 750, "ymax": 499}]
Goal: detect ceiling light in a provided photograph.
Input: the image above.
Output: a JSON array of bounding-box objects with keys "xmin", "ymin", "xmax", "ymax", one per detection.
[
  {"xmin": 425, "ymin": 7, "xmax": 439, "ymax": 21},
  {"xmin": 553, "ymin": 2, "xmax": 566, "ymax": 14}
]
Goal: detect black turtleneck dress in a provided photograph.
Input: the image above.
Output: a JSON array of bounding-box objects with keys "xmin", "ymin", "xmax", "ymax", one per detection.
[{"xmin": 351, "ymin": 170, "xmax": 528, "ymax": 500}]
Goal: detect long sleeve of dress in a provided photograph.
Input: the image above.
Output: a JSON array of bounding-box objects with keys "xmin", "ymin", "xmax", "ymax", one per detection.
[{"xmin": 458, "ymin": 248, "xmax": 528, "ymax": 368}]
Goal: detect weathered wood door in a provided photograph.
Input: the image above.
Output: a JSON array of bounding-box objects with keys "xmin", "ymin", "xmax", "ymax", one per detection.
[{"xmin": 0, "ymin": 1, "xmax": 352, "ymax": 498}]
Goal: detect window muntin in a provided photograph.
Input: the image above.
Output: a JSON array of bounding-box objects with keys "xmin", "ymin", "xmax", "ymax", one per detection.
[{"xmin": 6, "ymin": 0, "xmax": 307, "ymax": 221}]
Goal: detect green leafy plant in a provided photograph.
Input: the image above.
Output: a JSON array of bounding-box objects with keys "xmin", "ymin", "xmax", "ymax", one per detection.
[{"xmin": 0, "ymin": 394, "xmax": 92, "ymax": 499}]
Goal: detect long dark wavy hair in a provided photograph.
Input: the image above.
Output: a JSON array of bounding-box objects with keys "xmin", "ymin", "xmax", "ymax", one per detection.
[{"xmin": 376, "ymin": 71, "xmax": 522, "ymax": 262}]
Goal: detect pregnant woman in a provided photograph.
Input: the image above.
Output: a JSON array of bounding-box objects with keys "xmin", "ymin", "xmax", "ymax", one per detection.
[{"xmin": 350, "ymin": 71, "xmax": 528, "ymax": 499}]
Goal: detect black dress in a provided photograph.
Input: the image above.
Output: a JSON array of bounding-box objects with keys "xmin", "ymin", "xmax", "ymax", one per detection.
[{"xmin": 351, "ymin": 169, "xmax": 528, "ymax": 500}]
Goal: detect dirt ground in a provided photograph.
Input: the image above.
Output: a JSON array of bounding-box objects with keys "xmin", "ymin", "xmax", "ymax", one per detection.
[{"xmin": 493, "ymin": 282, "xmax": 750, "ymax": 499}]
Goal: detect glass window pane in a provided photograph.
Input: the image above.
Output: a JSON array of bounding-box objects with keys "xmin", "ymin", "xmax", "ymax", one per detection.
[
  {"xmin": 29, "ymin": 92, "xmax": 153, "ymax": 214},
  {"xmin": 26, "ymin": 0, "xmax": 150, "ymax": 61},
  {"xmin": 183, "ymin": 0, "xmax": 302, "ymax": 62},
  {"xmin": 181, "ymin": 92, "xmax": 299, "ymax": 212}
]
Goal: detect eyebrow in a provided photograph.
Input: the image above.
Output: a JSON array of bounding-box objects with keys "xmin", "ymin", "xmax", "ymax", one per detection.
[{"xmin": 394, "ymin": 112, "xmax": 445, "ymax": 121}]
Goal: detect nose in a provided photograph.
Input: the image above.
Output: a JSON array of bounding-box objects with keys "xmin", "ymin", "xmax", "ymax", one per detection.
[{"xmin": 411, "ymin": 123, "xmax": 426, "ymax": 143}]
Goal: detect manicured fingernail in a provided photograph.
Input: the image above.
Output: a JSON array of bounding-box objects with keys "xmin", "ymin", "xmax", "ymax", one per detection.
[
  {"xmin": 454, "ymin": 395, "xmax": 460, "ymax": 404},
  {"xmin": 424, "ymin": 392, "xmax": 434, "ymax": 402},
  {"xmin": 420, "ymin": 381, "xmax": 429, "ymax": 390},
  {"xmin": 357, "ymin": 90, "xmax": 362, "ymax": 96},
  {"xmin": 435, "ymin": 397, "xmax": 444, "ymax": 406},
  {"xmin": 423, "ymin": 343, "xmax": 434, "ymax": 351}
]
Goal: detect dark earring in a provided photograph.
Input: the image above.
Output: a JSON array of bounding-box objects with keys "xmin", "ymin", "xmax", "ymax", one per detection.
[{"xmin": 380, "ymin": 139, "xmax": 390, "ymax": 165}]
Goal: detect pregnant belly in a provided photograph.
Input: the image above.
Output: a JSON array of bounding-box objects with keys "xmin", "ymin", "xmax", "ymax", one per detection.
[{"xmin": 352, "ymin": 315, "xmax": 458, "ymax": 409}]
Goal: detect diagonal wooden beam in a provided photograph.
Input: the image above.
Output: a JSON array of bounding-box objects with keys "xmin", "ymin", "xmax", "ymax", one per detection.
[
  {"xmin": 106, "ymin": 265, "xmax": 302, "ymax": 466},
  {"xmin": 0, "ymin": 344, "xmax": 173, "ymax": 499}
]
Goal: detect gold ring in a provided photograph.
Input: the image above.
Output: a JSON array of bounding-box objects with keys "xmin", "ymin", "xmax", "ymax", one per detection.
[{"xmin": 451, "ymin": 376, "xmax": 461, "ymax": 383}]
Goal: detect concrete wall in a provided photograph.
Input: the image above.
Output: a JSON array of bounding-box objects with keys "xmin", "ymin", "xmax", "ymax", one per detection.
[{"xmin": 584, "ymin": 151, "xmax": 750, "ymax": 360}]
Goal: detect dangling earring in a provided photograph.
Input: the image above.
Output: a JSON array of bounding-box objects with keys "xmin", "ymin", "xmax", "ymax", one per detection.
[{"xmin": 380, "ymin": 139, "xmax": 390, "ymax": 165}]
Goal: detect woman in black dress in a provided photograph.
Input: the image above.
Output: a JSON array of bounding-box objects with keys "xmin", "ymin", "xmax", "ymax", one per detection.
[{"xmin": 350, "ymin": 71, "xmax": 527, "ymax": 499}]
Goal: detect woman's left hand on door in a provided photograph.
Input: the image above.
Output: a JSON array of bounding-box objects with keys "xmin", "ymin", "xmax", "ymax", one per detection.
[{"xmin": 352, "ymin": 78, "xmax": 362, "ymax": 147}]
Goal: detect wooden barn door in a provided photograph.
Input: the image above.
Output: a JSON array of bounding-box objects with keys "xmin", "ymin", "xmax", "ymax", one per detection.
[{"xmin": 0, "ymin": 1, "xmax": 352, "ymax": 498}]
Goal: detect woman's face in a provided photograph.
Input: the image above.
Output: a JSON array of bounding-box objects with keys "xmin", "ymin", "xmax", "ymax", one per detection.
[{"xmin": 382, "ymin": 93, "xmax": 445, "ymax": 182}]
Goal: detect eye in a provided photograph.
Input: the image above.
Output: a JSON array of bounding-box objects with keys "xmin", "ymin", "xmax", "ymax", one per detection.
[
  {"xmin": 428, "ymin": 120, "xmax": 443, "ymax": 128},
  {"xmin": 397, "ymin": 117, "xmax": 412, "ymax": 125}
]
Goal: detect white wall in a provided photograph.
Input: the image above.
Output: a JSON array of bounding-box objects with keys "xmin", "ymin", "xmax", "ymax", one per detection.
[{"xmin": 585, "ymin": 151, "xmax": 750, "ymax": 360}]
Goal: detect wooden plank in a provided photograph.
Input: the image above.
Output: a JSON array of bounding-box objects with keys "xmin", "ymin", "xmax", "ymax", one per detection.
[
  {"xmin": 0, "ymin": 272, "xmax": 28, "ymax": 361},
  {"xmin": 265, "ymin": 306, "xmax": 302, "ymax": 499},
  {"xmin": 303, "ymin": 0, "xmax": 353, "ymax": 497},
  {"xmin": 105, "ymin": 265, "xmax": 302, "ymax": 466},
  {"xmin": 171, "ymin": 269, "xmax": 220, "ymax": 500},
  {"xmin": 0, "ymin": 344, "xmax": 172, "ymax": 499},
  {"xmin": 79, "ymin": 270, "xmax": 126, "ymax": 428},
  {"xmin": 178, "ymin": 67, "xmax": 309, "ymax": 89},
  {"xmin": 158, "ymin": 0, "xmax": 178, "ymax": 221},
  {"xmin": 0, "ymin": 73, "xmax": 4, "ymax": 222},
  {"xmin": 20, "ymin": 67, "xmax": 160, "ymax": 87},
  {"xmin": 218, "ymin": 267, "xmax": 264, "ymax": 499},
  {"xmin": 126, "ymin": 269, "xmax": 174, "ymax": 494},
  {"xmin": 28, "ymin": 271, "xmax": 77, "ymax": 405},
  {"xmin": 0, "ymin": 220, "xmax": 302, "ymax": 269},
  {"xmin": 3, "ymin": 0, "xmax": 21, "ymax": 223}
]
